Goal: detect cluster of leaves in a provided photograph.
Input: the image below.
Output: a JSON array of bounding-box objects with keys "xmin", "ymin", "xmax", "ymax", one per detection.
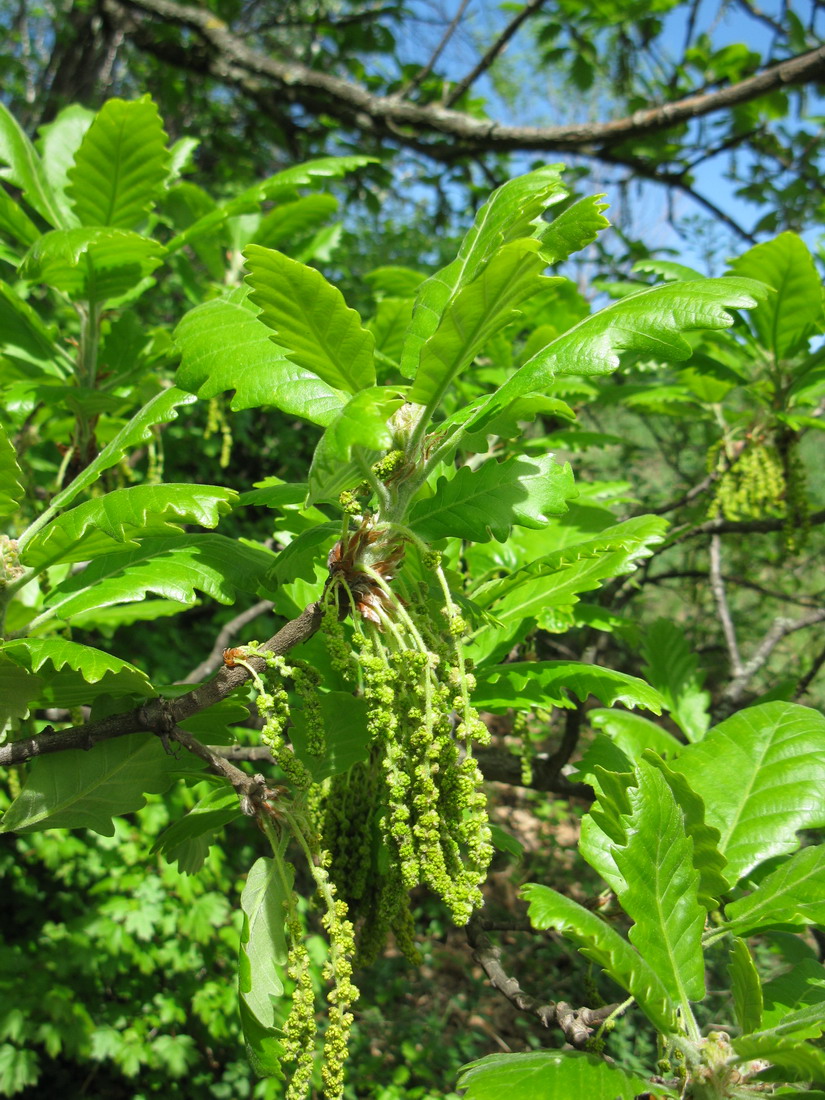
[{"xmin": 0, "ymin": 92, "xmax": 824, "ymax": 1098}]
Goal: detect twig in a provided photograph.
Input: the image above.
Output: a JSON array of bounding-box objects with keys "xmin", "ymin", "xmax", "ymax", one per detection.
[
  {"xmin": 399, "ymin": 0, "xmax": 471, "ymax": 99},
  {"xmin": 182, "ymin": 598, "xmax": 275, "ymax": 684},
  {"xmin": 466, "ymin": 914, "xmax": 617, "ymax": 1045},
  {"xmin": 169, "ymin": 725, "xmax": 276, "ymax": 816},
  {"xmin": 648, "ymin": 469, "xmax": 719, "ymax": 515},
  {"xmin": 709, "ymin": 535, "xmax": 743, "ymax": 676},
  {"xmin": 793, "ymin": 641, "xmax": 825, "ymax": 701},
  {"xmin": 645, "ymin": 569, "xmax": 823, "ymax": 609},
  {"xmin": 0, "ymin": 603, "xmax": 322, "ymax": 768},
  {"xmin": 665, "ymin": 507, "xmax": 825, "ymax": 547},
  {"xmin": 444, "ymin": 0, "xmax": 548, "ymax": 107},
  {"xmin": 720, "ymin": 608, "xmax": 825, "ymax": 708}
]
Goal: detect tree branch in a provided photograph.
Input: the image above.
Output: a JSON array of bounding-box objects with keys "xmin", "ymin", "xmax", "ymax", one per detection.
[
  {"xmin": 793, "ymin": 640, "xmax": 825, "ymax": 701},
  {"xmin": 169, "ymin": 725, "xmax": 279, "ymax": 816},
  {"xmin": 466, "ymin": 914, "xmax": 617, "ymax": 1045},
  {"xmin": 709, "ymin": 535, "xmax": 743, "ymax": 676},
  {"xmin": 0, "ymin": 602, "xmax": 322, "ymax": 768},
  {"xmin": 444, "ymin": 0, "xmax": 549, "ymax": 108},
  {"xmin": 182, "ymin": 598, "xmax": 275, "ymax": 684},
  {"xmin": 106, "ymin": 0, "xmax": 825, "ymax": 158},
  {"xmin": 720, "ymin": 608, "xmax": 825, "ymax": 708},
  {"xmin": 665, "ymin": 507, "xmax": 825, "ymax": 547},
  {"xmin": 646, "ymin": 569, "xmax": 823, "ymax": 609},
  {"xmin": 399, "ymin": 0, "xmax": 470, "ymax": 99}
]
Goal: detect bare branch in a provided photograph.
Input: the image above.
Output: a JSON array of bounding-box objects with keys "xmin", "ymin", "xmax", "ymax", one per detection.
[
  {"xmin": 105, "ymin": 0, "xmax": 825, "ymax": 159},
  {"xmin": 709, "ymin": 535, "xmax": 743, "ymax": 675},
  {"xmin": 0, "ymin": 602, "xmax": 322, "ymax": 769},
  {"xmin": 466, "ymin": 914, "xmax": 617, "ymax": 1045},
  {"xmin": 721, "ymin": 608, "xmax": 825, "ymax": 708},
  {"xmin": 665, "ymin": 507, "xmax": 825, "ymax": 547},
  {"xmin": 399, "ymin": 0, "xmax": 471, "ymax": 100},
  {"xmin": 182, "ymin": 598, "xmax": 275, "ymax": 684},
  {"xmin": 793, "ymin": 640, "xmax": 825, "ymax": 701},
  {"xmin": 646, "ymin": 569, "xmax": 823, "ymax": 609},
  {"xmin": 169, "ymin": 725, "xmax": 279, "ymax": 816},
  {"xmin": 444, "ymin": 0, "xmax": 548, "ymax": 108}
]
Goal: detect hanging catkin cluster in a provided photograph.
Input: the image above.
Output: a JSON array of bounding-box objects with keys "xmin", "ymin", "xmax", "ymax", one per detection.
[
  {"xmin": 226, "ymin": 514, "xmax": 493, "ymax": 1098},
  {"xmin": 319, "ymin": 524, "xmax": 493, "ymax": 928},
  {"xmin": 708, "ymin": 433, "xmax": 810, "ymax": 550}
]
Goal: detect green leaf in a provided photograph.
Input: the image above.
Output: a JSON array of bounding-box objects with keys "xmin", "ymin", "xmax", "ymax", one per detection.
[
  {"xmin": 0, "ymin": 656, "xmax": 43, "ymax": 731},
  {"xmin": 0, "ymin": 1045, "xmax": 39, "ymax": 1094},
  {"xmin": 729, "ymin": 232, "xmax": 824, "ymax": 360},
  {"xmin": 466, "ymin": 276, "xmax": 768, "ymax": 434},
  {"xmin": 290, "ymin": 692, "xmax": 370, "ymax": 781},
  {"xmin": 400, "ymin": 166, "xmax": 568, "ymax": 379},
  {"xmin": 641, "ymin": 619, "xmax": 710, "ymax": 742},
  {"xmin": 252, "ymin": 193, "xmax": 338, "ymax": 250},
  {"xmin": 0, "ymin": 733, "xmax": 192, "ymax": 835},
  {"xmin": 610, "ymin": 759, "xmax": 706, "ymax": 1005},
  {"xmin": 409, "ymin": 453, "xmax": 575, "ymax": 543},
  {"xmin": 589, "ymin": 709, "xmax": 683, "ymax": 760},
  {"xmin": 539, "ymin": 194, "xmax": 610, "ymax": 264},
  {"xmin": 522, "ymin": 883, "xmax": 678, "ymax": 1033},
  {"xmin": 66, "ymin": 95, "xmax": 169, "ymax": 230},
  {"xmin": 20, "ymin": 484, "xmax": 238, "ymax": 569},
  {"xmin": 489, "ymin": 824, "xmax": 524, "ymax": 862},
  {"xmin": 407, "ymin": 239, "xmax": 553, "ymax": 409},
  {"xmin": 239, "ymin": 856, "xmax": 291, "ymax": 1030},
  {"xmin": 244, "ymin": 244, "xmax": 375, "ymax": 394},
  {"xmin": 761, "ymin": 959, "xmax": 825, "ymax": 1040},
  {"xmin": 456, "ymin": 1051, "xmax": 670, "ymax": 1100},
  {"xmin": 722, "ymin": 846, "xmax": 825, "ymax": 936},
  {"xmin": 36, "ymin": 103, "xmax": 96, "ymax": 224},
  {"xmin": 152, "ymin": 786, "xmax": 242, "ymax": 874},
  {"xmin": 368, "ymin": 297, "xmax": 414, "ymax": 364},
  {"xmin": 306, "ymin": 386, "xmax": 405, "ymax": 505},
  {"xmin": 175, "ymin": 289, "xmax": 348, "ymax": 426},
  {"xmin": 732, "ymin": 1034, "xmax": 825, "ymax": 1083},
  {"xmin": 0, "ymin": 184, "xmax": 41, "ymax": 248},
  {"xmin": 166, "ymin": 155, "xmax": 374, "ymax": 254},
  {"xmin": 42, "ymin": 535, "xmax": 275, "ymax": 621},
  {"xmin": 366, "ymin": 266, "xmax": 426, "ymax": 297},
  {"xmin": 0, "ymin": 424, "xmax": 24, "ymax": 523},
  {"xmin": 0, "ymin": 281, "xmax": 70, "ymax": 372},
  {"xmin": 473, "ymin": 661, "xmax": 664, "ymax": 713},
  {"xmin": 578, "ymin": 764, "xmax": 635, "ymax": 892},
  {"xmin": 269, "ymin": 523, "xmax": 339, "ymax": 585},
  {"xmin": 42, "ymin": 388, "xmax": 197, "ymax": 517},
  {"xmin": 642, "ymin": 752, "xmax": 728, "ymax": 911},
  {"xmin": 0, "ymin": 100, "xmax": 63, "ymax": 225},
  {"xmin": 729, "ymin": 938, "xmax": 764, "ymax": 1035},
  {"xmin": 469, "ymin": 516, "xmax": 667, "ymax": 658},
  {"xmin": 671, "ymin": 702, "xmax": 825, "ymax": 885},
  {"xmin": 19, "ymin": 227, "xmax": 164, "ymax": 302},
  {"xmin": 0, "ymin": 638, "xmax": 154, "ymax": 700}
]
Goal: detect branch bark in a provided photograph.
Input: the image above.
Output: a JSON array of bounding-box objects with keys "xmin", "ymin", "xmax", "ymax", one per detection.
[
  {"xmin": 720, "ymin": 608, "xmax": 825, "ymax": 709},
  {"xmin": 709, "ymin": 535, "xmax": 743, "ymax": 676},
  {"xmin": 0, "ymin": 602, "xmax": 322, "ymax": 768},
  {"xmin": 105, "ymin": 0, "xmax": 825, "ymax": 160},
  {"xmin": 466, "ymin": 914, "xmax": 617, "ymax": 1045}
]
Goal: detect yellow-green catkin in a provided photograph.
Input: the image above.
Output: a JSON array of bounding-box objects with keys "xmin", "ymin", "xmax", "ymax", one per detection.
[{"xmin": 710, "ymin": 441, "xmax": 785, "ymax": 521}]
